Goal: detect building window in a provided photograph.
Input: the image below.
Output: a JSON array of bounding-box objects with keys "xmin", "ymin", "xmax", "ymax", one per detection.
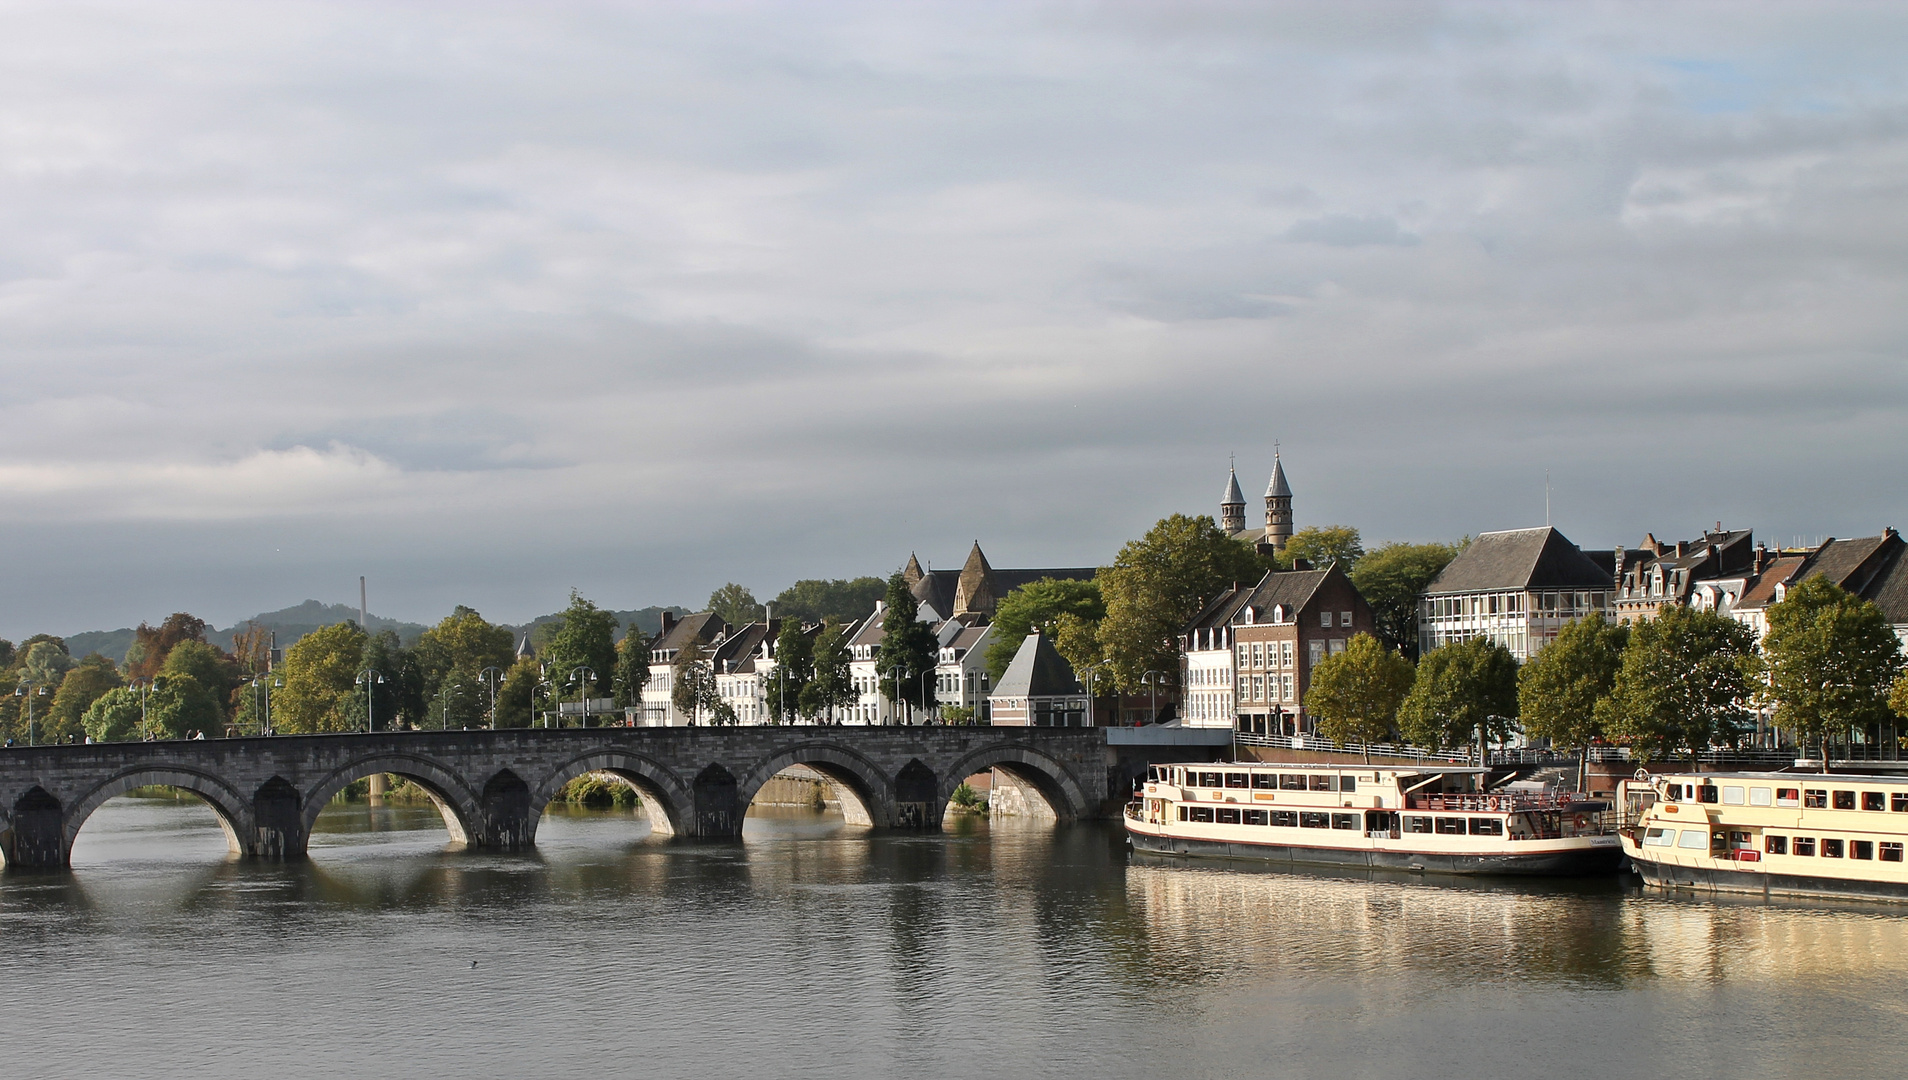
[
  {"xmin": 1340, "ymin": 611, "xmax": 1352, "ymax": 626},
  {"xmin": 1320, "ymin": 612, "xmax": 1331, "ymax": 628}
]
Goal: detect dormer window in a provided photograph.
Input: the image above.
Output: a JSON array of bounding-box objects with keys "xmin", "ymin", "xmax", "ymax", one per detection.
[{"xmin": 1272, "ymin": 604, "xmax": 1286, "ymax": 623}]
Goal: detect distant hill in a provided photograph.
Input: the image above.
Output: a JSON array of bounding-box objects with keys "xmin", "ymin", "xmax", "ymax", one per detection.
[{"xmin": 58, "ymin": 601, "xmax": 694, "ymax": 666}]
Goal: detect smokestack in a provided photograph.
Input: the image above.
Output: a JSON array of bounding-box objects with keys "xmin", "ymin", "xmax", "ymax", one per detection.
[{"xmin": 360, "ymin": 576, "xmax": 368, "ymax": 630}]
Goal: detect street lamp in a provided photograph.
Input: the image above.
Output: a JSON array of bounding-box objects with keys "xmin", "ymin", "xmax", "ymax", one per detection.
[
  {"xmin": 1141, "ymin": 670, "xmax": 1165, "ymax": 727},
  {"xmin": 129, "ymin": 678, "xmax": 154, "ymax": 741},
  {"xmin": 441, "ymin": 683, "xmax": 464, "ymax": 730},
  {"xmin": 569, "ymin": 667, "xmax": 597, "ymax": 729},
  {"xmin": 478, "ymin": 666, "xmax": 503, "ymax": 730},
  {"xmin": 1077, "ymin": 664, "xmax": 1103, "ymax": 728},
  {"xmin": 534, "ymin": 680, "xmax": 554, "ymax": 728},
  {"xmin": 356, "ymin": 669, "xmax": 386, "ymax": 732},
  {"xmin": 13, "ymin": 682, "xmax": 46, "ymax": 746}
]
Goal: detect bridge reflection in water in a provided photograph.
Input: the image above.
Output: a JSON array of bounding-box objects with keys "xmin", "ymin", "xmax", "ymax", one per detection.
[{"xmin": 0, "ymin": 727, "xmax": 1110, "ymax": 869}]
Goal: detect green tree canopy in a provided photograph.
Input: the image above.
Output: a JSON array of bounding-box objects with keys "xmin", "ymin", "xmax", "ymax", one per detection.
[
  {"xmin": 875, "ymin": 572, "xmax": 938, "ymax": 718},
  {"xmin": 1098, "ymin": 514, "xmax": 1268, "ymax": 694},
  {"xmin": 1518, "ymin": 613, "xmax": 1628, "ymax": 750},
  {"xmin": 707, "ymin": 583, "xmax": 764, "ymax": 626},
  {"xmin": 613, "ymin": 630, "xmax": 651, "ymax": 710},
  {"xmin": 47, "ymin": 655, "xmax": 124, "ymax": 741},
  {"xmin": 542, "ymin": 591, "xmax": 619, "ymax": 708},
  {"xmin": 1307, "ymin": 634, "xmax": 1415, "ymax": 757},
  {"xmin": 495, "ymin": 656, "xmax": 541, "ymax": 728},
  {"xmin": 671, "ymin": 638, "xmax": 718, "ymax": 724},
  {"xmin": 82, "ymin": 686, "xmax": 145, "ymax": 742},
  {"xmin": 1351, "ymin": 540, "xmax": 1464, "ymax": 657},
  {"xmin": 1398, "ymin": 637, "xmax": 1520, "ymax": 752},
  {"xmin": 161, "ymin": 640, "xmax": 236, "ymax": 723},
  {"xmin": 415, "ymin": 607, "xmax": 515, "ymax": 728},
  {"xmin": 273, "ymin": 622, "xmax": 369, "ymax": 734},
  {"xmin": 1761, "ymin": 576, "xmax": 1903, "ymax": 757},
  {"xmin": 766, "ymin": 618, "xmax": 814, "ymax": 723},
  {"xmin": 19, "ymin": 638, "xmax": 77, "ymax": 690},
  {"xmin": 1598, "ymin": 604, "xmax": 1759, "ymax": 763},
  {"xmin": 984, "ymin": 578, "xmax": 1105, "ymax": 681},
  {"xmin": 1277, "ymin": 525, "xmax": 1365, "ymax": 571},
  {"xmin": 802, "ymin": 622, "xmax": 855, "ymax": 722},
  {"xmin": 772, "ymin": 577, "xmax": 888, "ymax": 623},
  {"xmin": 145, "ymin": 673, "xmax": 222, "ymax": 739}
]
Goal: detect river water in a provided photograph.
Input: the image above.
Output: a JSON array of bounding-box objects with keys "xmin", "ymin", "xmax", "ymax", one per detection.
[{"xmin": 4, "ymin": 795, "xmax": 1907, "ymax": 1079}]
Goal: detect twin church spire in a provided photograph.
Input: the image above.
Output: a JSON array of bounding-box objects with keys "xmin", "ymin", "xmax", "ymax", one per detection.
[{"xmin": 1220, "ymin": 451, "xmax": 1294, "ymax": 553}]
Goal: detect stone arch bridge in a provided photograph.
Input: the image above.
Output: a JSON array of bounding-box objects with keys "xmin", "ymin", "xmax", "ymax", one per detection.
[{"xmin": 0, "ymin": 726, "xmax": 1123, "ymax": 870}]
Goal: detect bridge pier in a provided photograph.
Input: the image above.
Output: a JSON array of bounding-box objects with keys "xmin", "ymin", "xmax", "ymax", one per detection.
[
  {"xmin": 252, "ymin": 776, "xmax": 307, "ymax": 859},
  {"xmin": 5, "ymin": 787, "xmax": 69, "ymax": 869}
]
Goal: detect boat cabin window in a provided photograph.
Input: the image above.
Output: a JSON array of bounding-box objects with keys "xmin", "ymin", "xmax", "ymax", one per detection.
[
  {"xmin": 1793, "ymin": 837, "xmax": 1816, "ymax": 856},
  {"xmin": 1750, "ymin": 788, "xmax": 1772, "ymax": 807},
  {"xmin": 1435, "ymin": 817, "xmax": 1465, "ymax": 835},
  {"xmin": 1309, "ymin": 775, "xmax": 1334, "ymax": 792},
  {"xmin": 1863, "ymin": 792, "xmax": 1885, "ymax": 811},
  {"xmin": 1271, "ymin": 811, "xmax": 1297, "ymax": 827},
  {"xmin": 1677, "ymin": 830, "xmax": 1708, "ymax": 850},
  {"xmin": 1722, "ymin": 786, "xmax": 1745, "ymax": 805},
  {"xmin": 1217, "ymin": 808, "xmax": 1241, "ymax": 824},
  {"xmin": 1199, "ymin": 772, "xmax": 1223, "ymax": 788},
  {"xmin": 1833, "ymin": 791, "xmax": 1856, "ymax": 810},
  {"xmin": 1252, "ymin": 773, "xmax": 1275, "ymax": 790},
  {"xmin": 1883, "ymin": 842, "xmax": 1904, "ymax": 862},
  {"xmin": 1644, "ymin": 828, "xmax": 1675, "ymax": 847},
  {"xmin": 1299, "ymin": 812, "xmax": 1329, "ymax": 829},
  {"xmin": 1339, "ymin": 776, "xmax": 1356, "ymax": 793},
  {"xmin": 1244, "ymin": 809, "xmax": 1268, "ymax": 826},
  {"xmin": 1821, "ymin": 838, "xmax": 1844, "ymax": 858},
  {"xmin": 1404, "ymin": 816, "xmax": 1433, "ymax": 834},
  {"xmin": 1778, "ymin": 788, "xmax": 1800, "ymax": 807},
  {"xmin": 1804, "ymin": 789, "xmax": 1828, "ymax": 808},
  {"xmin": 1697, "ymin": 784, "xmax": 1719, "ymax": 804},
  {"xmin": 1894, "ymin": 793, "xmax": 1908, "ymax": 812},
  {"xmin": 1280, "ymin": 774, "xmax": 1306, "ymax": 790},
  {"xmin": 1765, "ymin": 835, "xmax": 1787, "ymax": 855},
  {"xmin": 1331, "ymin": 814, "xmax": 1358, "ymax": 830},
  {"xmin": 1851, "ymin": 840, "xmax": 1874, "ymax": 860},
  {"xmin": 1188, "ymin": 806, "xmax": 1215, "ymax": 823},
  {"xmin": 1225, "ymin": 772, "xmax": 1249, "ymax": 789},
  {"xmin": 1468, "ymin": 818, "xmax": 1503, "ymax": 836}
]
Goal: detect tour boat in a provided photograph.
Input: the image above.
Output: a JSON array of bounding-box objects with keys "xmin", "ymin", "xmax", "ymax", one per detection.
[
  {"xmin": 1126, "ymin": 762, "xmax": 1624, "ymax": 875},
  {"xmin": 1620, "ymin": 771, "xmax": 1908, "ymax": 901}
]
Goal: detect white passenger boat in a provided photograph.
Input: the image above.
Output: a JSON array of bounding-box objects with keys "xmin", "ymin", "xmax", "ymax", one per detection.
[
  {"xmin": 1126, "ymin": 762, "xmax": 1624, "ymax": 875},
  {"xmin": 1620, "ymin": 771, "xmax": 1908, "ymax": 901}
]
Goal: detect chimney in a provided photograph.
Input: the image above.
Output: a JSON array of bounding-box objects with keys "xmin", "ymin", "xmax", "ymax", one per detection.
[
  {"xmin": 661, "ymin": 611, "xmax": 677, "ymax": 634},
  {"xmin": 1292, "ymin": 558, "xmax": 1314, "ymax": 571},
  {"xmin": 1612, "ymin": 545, "xmax": 1625, "ymax": 591},
  {"xmin": 1674, "ymin": 540, "xmax": 1687, "ymax": 557}
]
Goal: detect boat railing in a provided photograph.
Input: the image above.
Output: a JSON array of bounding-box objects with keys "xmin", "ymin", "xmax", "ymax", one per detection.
[{"xmin": 1406, "ymin": 792, "xmax": 1590, "ymax": 813}]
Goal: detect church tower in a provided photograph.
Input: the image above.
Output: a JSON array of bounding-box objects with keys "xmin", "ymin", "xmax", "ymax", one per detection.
[
  {"xmin": 1263, "ymin": 452, "xmax": 1293, "ymax": 552},
  {"xmin": 1219, "ymin": 467, "xmax": 1246, "ymax": 536}
]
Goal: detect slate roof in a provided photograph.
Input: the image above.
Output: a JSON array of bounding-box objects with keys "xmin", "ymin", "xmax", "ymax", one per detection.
[
  {"xmin": 713, "ymin": 622, "xmax": 770, "ymax": 673},
  {"xmin": 1222, "ymin": 469, "xmax": 1245, "ymax": 506},
  {"xmin": 1796, "ymin": 533, "xmax": 1903, "ymax": 595},
  {"xmin": 653, "ymin": 611, "xmax": 728, "ymax": 655},
  {"xmin": 1241, "ymin": 567, "xmax": 1332, "ymax": 620},
  {"xmin": 1424, "ymin": 527, "xmax": 1612, "ymax": 595},
  {"xmin": 1733, "ymin": 556, "xmax": 1807, "ymax": 612},
  {"xmin": 909, "ymin": 565, "xmax": 1098, "ymax": 618},
  {"xmin": 1860, "ymin": 546, "xmax": 1908, "ymax": 625},
  {"xmin": 1265, "ymin": 454, "xmax": 1292, "ymax": 499},
  {"xmin": 992, "ymin": 633, "xmax": 1084, "ymax": 698}
]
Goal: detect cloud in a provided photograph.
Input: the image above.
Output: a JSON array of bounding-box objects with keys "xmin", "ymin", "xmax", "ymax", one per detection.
[{"xmin": 1284, "ymin": 214, "xmax": 1421, "ymax": 247}]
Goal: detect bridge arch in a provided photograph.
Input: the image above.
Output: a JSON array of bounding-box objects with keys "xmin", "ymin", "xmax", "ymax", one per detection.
[
  {"xmin": 527, "ymin": 750, "xmax": 692, "ymax": 839},
  {"xmin": 62, "ymin": 766, "xmax": 253, "ymax": 860},
  {"xmin": 301, "ymin": 753, "xmax": 483, "ymax": 847},
  {"xmin": 736, "ymin": 741, "xmax": 895, "ymax": 829},
  {"xmin": 939, "ymin": 742, "xmax": 1088, "ymax": 824}
]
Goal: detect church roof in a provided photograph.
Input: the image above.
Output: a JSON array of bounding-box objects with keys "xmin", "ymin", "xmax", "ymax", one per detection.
[
  {"xmin": 991, "ymin": 632, "xmax": 1084, "ymax": 699},
  {"xmin": 1265, "ymin": 454, "xmax": 1291, "ymax": 499},
  {"xmin": 1221, "ymin": 469, "xmax": 1245, "ymax": 506}
]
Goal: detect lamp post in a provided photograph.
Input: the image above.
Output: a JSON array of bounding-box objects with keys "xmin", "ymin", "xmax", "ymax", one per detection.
[
  {"xmin": 478, "ymin": 666, "xmax": 503, "ymax": 730},
  {"xmin": 534, "ymin": 681, "xmax": 554, "ymax": 728},
  {"xmin": 1077, "ymin": 664, "xmax": 1103, "ymax": 727},
  {"xmin": 14, "ymin": 682, "xmax": 45, "ymax": 746},
  {"xmin": 355, "ymin": 669, "xmax": 386, "ymax": 733},
  {"xmin": 1141, "ymin": 670, "xmax": 1165, "ymax": 727},
  {"xmin": 441, "ymin": 683, "xmax": 464, "ymax": 730},
  {"xmin": 920, "ymin": 667, "xmax": 930, "ymax": 726},
  {"xmin": 129, "ymin": 678, "xmax": 153, "ymax": 741},
  {"xmin": 569, "ymin": 667, "xmax": 597, "ymax": 729}
]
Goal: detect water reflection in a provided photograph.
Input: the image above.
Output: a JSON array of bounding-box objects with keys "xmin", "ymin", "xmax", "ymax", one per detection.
[{"xmin": 6, "ymin": 797, "xmax": 1908, "ymax": 1080}]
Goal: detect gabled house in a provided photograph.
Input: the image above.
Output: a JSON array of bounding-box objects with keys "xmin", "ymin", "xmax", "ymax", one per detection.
[
  {"xmin": 987, "ymin": 632, "xmax": 1091, "ymax": 727},
  {"xmin": 1417, "ymin": 527, "xmax": 1613, "ymax": 661},
  {"xmin": 1180, "ymin": 562, "xmax": 1375, "ymax": 734},
  {"xmin": 640, "ymin": 610, "xmax": 729, "ymax": 725}
]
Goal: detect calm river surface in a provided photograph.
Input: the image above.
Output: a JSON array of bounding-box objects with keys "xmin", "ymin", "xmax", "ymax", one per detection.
[{"xmin": 4, "ymin": 795, "xmax": 1907, "ymax": 1079}]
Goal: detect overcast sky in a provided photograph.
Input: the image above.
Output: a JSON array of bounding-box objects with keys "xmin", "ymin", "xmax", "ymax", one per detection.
[{"xmin": 3, "ymin": 1, "xmax": 1905, "ymax": 637}]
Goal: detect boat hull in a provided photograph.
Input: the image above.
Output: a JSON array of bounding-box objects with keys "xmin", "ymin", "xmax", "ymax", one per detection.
[
  {"xmin": 1628, "ymin": 851, "xmax": 1908, "ymax": 902},
  {"xmin": 1127, "ymin": 827, "xmax": 1625, "ymax": 877}
]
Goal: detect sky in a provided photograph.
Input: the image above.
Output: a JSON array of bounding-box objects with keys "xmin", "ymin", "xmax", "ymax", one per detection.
[{"xmin": 3, "ymin": 0, "xmax": 1906, "ymax": 638}]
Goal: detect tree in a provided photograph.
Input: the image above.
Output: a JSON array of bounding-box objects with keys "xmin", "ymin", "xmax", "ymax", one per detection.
[
  {"xmin": 125, "ymin": 613, "xmax": 209, "ymax": 680},
  {"xmin": 541, "ymin": 591, "xmax": 619, "ymax": 711},
  {"xmin": 161, "ymin": 640, "xmax": 236, "ymax": 724},
  {"xmin": 1519, "ymin": 613, "xmax": 1628, "ymax": 751},
  {"xmin": 1277, "ymin": 525, "xmax": 1365, "ymax": 571},
  {"xmin": 671, "ymin": 638, "xmax": 719, "ymax": 724},
  {"xmin": 707, "ymin": 583, "xmax": 764, "ymax": 627},
  {"xmin": 47, "ymin": 655, "xmax": 124, "ymax": 741},
  {"xmin": 1098, "ymin": 514, "xmax": 1268, "ymax": 695},
  {"xmin": 415, "ymin": 607, "xmax": 517, "ymax": 728},
  {"xmin": 1052, "ymin": 613, "xmax": 1104, "ymax": 692},
  {"xmin": 983, "ymin": 579, "xmax": 1105, "ymax": 681},
  {"xmin": 495, "ymin": 656, "xmax": 541, "ymax": 728},
  {"xmin": 613, "ymin": 630, "xmax": 651, "ymax": 711},
  {"xmin": 82, "ymin": 687, "xmax": 145, "ymax": 742},
  {"xmin": 1307, "ymin": 634, "xmax": 1415, "ymax": 758},
  {"xmin": 1893, "ymin": 672, "xmax": 1908, "ymax": 725},
  {"xmin": 1762, "ymin": 576, "xmax": 1904, "ymax": 759},
  {"xmin": 772, "ymin": 577, "xmax": 888, "ymax": 623},
  {"xmin": 803, "ymin": 622, "xmax": 854, "ymax": 723},
  {"xmin": 1352, "ymin": 541, "xmax": 1464, "ymax": 658},
  {"xmin": 144, "ymin": 673, "xmax": 222, "ymax": 739},
  {"xmin": 273, "ymin": 622, "xmax": 369, "ymax": 734},
  {"xmin": 875, "ymin": 572, "xmax": 938, "ymax": 720},
  {"xmin": 359, "ymin": 629, "xmax": 424, "ymax": 729},
  {"xmin": 765, "ymin": 618, "xmax": 813, "ymax": 724},
  {"xmin": 1599, "ymin": 604, "xmax": 1759, "ymax": 764},
  {"xmin": 1398, "ymin": 637, "xmax": 1520, "ymax": 754},
  {"xmin": 19, "ymin": 639, "xmax": 76, "ymax": 690}
]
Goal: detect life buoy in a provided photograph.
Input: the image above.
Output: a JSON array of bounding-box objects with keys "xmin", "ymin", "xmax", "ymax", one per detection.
[{"xmin": 1574, "ymin": 815, "xmax": 1588, "ymax": 829}]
